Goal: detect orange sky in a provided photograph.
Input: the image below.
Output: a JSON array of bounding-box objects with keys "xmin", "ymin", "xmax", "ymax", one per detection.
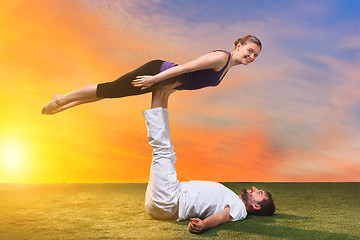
[{"xmin": 1, "ymin": 1, "xmax": 359, "ymax": 183}]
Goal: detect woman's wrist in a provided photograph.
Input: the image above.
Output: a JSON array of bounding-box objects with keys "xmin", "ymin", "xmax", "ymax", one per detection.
[{"xmin": 153, "ymin": 75, "xmax": 161, "ymax": 83}]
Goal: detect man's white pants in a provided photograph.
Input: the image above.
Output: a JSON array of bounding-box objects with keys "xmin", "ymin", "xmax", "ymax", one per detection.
[{"xmin": 143, "ymin": 107, "xmax": 180, "ymax": 220}]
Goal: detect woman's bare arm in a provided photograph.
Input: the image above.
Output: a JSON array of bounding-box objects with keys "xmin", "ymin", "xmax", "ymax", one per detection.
[{"xmin": 132, "ymin": 51, "xmax": 229, "ymax": 90}]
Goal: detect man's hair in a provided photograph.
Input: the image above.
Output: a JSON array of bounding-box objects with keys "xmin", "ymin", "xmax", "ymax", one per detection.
[{"xmin": 250, "ymin": 191, "xmax": 275, "ymax": 216}]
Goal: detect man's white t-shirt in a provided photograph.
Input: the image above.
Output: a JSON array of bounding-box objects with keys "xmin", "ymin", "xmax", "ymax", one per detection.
[{"xmin": 177, "ymin": 181, "xmax": 247, "ymax": 221}]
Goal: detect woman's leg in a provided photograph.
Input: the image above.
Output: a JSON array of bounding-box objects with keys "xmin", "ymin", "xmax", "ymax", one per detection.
[
  {"xmin": 96, "ymin": 60, "xmax": 164, "ymax": 98},
  {"xmin": 48, "ymin": 96, "xmax": 102, "ymax": 114},
  {"xmin": 42, "ymin": 84, "xmax": 101, "ymax": 114},
  {"xmin": 42, "ymin": 60, "xmax": 165, "ymax": 115}
]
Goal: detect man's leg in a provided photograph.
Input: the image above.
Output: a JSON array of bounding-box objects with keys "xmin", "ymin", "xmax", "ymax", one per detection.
[{"xmin": 143, "ymin": 83, "xmax": 180, "ymax": 220}]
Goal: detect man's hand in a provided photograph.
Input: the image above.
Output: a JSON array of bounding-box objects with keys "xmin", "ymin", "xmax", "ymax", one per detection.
[
  {"xmin": 187, "ymin": 207, "xmax": 232, "ymax": 234},
  {"xmin": 188, "ymin": 218, "xmax": 205, "ymax": 234}
]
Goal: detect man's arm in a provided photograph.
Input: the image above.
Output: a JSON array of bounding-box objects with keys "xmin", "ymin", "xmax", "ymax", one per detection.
[{"xmin": 188, "ymin": 206, "xmax": 233, "ymax": 234}]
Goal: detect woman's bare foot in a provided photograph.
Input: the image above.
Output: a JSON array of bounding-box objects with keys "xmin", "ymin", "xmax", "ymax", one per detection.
[{"xmin": 42, "ymin": 94, "xmax": 63, "ymax": 115}]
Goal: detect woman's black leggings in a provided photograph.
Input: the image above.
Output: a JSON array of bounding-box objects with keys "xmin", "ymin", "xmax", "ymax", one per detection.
[{"xmin": 96, "ymin": 60, "xmax": 164, "ymax": 98}]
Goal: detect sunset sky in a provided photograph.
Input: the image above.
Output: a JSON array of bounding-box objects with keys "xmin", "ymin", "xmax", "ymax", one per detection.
[{"xmin": 1, "ymin": 0, "xmax": 360, "ymax": 183}]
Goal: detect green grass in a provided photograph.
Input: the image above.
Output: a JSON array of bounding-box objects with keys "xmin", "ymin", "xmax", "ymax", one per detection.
[{"xmin": 0, "ymin": 183, "xmax": 359, "ymax": 240}]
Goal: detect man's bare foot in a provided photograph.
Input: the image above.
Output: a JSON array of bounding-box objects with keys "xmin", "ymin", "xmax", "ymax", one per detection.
[
  {"xmin": 42, "ymin": 94, "xmax": 63, "ymax": 115},
  {"xmin": 151, "ymin": 82, "xmax": 181, "ymax": 109},
  {"xmin": 153, "ymin": 81, "xmax": 182, "ymax": 95}
]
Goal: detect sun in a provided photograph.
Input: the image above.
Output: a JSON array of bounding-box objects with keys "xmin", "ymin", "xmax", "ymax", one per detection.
[{"xmin": 1, "ymin": 139, "xmax": 26, "ymax": 172}]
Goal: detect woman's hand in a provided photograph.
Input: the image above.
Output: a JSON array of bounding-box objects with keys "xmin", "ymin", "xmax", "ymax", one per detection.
[
  {"xmin": 132, "ymin": 75, "xmax": 157, "ymax": 90},
  {"xmin": 188, "ymin": 218, "xmax": 205, "ymax": 234}
]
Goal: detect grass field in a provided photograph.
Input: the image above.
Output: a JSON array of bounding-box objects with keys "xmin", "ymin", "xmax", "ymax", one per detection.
[{"xmin": 0, "ymin": 182, "xmax": 359, "ymax": 240}]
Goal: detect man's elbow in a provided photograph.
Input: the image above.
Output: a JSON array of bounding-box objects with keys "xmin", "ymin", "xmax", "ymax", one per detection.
[
  {"xmin": 223, "ymin": 213, "xmax": 233, "ymax": 223},
  {"xmin": 223, "ymin": 217, "xmax": 232, "ymax": 223}
]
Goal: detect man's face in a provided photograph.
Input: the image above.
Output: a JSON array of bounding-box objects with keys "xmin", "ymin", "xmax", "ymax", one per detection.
[{"xmin": 240, "ymin": 186, "xmax": 266, "ymax": 204}]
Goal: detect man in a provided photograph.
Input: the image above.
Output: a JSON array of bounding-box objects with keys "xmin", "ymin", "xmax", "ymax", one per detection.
[{"xmin": 144, "ymin": 83, "xmax": 275, "ymax": 234}]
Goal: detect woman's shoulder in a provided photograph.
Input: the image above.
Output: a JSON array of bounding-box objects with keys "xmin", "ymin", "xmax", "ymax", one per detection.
[
  {"xmin": 212, "ymin": 50, "xmax": 231, "ymax": 56},
  {"xmin": 210, "ymin": 50, "xmax": 230, "ymax": 62},
  {"xmin": 207, "ymin": 50, "xmax": 230, "ymax": 70}
]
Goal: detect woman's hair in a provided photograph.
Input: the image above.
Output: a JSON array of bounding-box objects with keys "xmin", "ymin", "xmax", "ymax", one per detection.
[{"xmin": 234, "ymin": 35, "xmax": 262, "ymax": 50}]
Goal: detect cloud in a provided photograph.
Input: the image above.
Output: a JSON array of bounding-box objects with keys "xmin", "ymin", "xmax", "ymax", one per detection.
[
  {"xmin": 2, "ymin": 0, "xmax": 360, "ymax": 182},
  {"xmin": 42, "ymin": 1, "xmax": 360, "ymax": 182}
]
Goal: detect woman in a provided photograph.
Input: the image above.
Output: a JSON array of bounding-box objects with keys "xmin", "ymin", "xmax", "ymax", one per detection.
[{"xmin": 42, "ymin": 35, "xmax": 261, "ymax": 114}]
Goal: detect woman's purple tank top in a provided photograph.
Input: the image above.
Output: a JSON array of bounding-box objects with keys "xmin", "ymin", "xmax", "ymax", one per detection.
[{"xmin": 159, "ymin": 50, "xmax": 231, "ymax": 90}]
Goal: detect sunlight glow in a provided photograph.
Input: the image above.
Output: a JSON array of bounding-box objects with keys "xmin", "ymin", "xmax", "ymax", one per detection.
[{"xmin": 1, "ymin": 140, "xmax": 25, "ymax": 172}]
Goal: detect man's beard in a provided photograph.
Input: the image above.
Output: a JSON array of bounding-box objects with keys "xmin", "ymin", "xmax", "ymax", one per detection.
[{"xmin": 240, "ymin": 188, "xmax": 249, "ymax": 203}]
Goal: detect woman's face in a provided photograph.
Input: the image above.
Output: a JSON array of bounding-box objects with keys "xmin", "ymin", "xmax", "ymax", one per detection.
[{"xmin": 236, "ymin": 42, "xmax": 261, "ymax": 65}]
